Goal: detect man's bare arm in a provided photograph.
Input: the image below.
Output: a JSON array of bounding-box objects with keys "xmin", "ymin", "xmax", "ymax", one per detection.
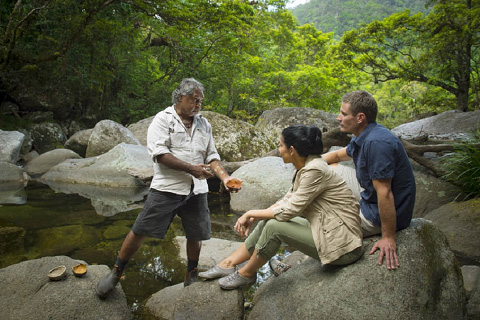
[
  {"xmin": 156, "ymin": 154, "xmax": 213, "ymax": 180},
  {"xmin": 210, "ymin": 160, "xmax": 241, "ymax": 192},
  {"xmin": 369, "ymin": 178, "xmax": 399, "ymax": 270},
  {"xmin": 322, "ymin": 147, "xmax": 351, "ymax": 164}
]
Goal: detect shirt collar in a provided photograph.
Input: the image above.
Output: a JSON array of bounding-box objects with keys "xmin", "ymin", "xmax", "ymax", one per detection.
[{"xmin": 352, "ymin": 122, "xmax": 377, "ymax": 147}]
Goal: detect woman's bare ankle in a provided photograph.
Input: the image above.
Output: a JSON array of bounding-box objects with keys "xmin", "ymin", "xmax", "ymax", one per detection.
[{"xmin": 218, "ymin": 260, "xmax": 235, "ymax": 269}]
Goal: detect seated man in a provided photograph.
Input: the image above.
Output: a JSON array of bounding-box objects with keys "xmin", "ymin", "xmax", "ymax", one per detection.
[{"xmin": 322, "ymin": 90, "xmax": 416, "ymax": 270}]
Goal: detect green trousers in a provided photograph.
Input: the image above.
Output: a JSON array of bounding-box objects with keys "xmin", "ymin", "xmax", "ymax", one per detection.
[{"xmin": 244, "ymin": 216, "xmax": 363, "ymax": 266}]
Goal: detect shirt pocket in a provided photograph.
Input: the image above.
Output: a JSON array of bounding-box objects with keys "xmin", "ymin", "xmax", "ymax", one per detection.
[
  {"xmin": 193, "ymin": 129, "xmax": 209, "ymax": 153},
  {"xmin": 321, "ymin": 216, "xmax": 351, "ymax": 253},
  {"xmin": 169, "ymin": 125, "xmax": 187, "ymax": 148}
]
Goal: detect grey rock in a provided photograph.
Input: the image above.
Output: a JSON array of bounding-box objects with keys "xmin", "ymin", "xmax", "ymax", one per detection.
[
  {"xmin": 249, "ymin": 219, "xmax": 467, "ymax": 320},
  {"xmin": 413, "ymin": 170, "xmax": 464, "ymax": 218},
  {"xmin": 202, "ymin": 111, "xmax": 277, "ymax": 162},
  {"xmin": 86, "ymin": 120, "xmax": 140, "ymax": 157},
  {"xmin": 469, "ymin": 269, "xmax": 480, "ymax": 320},
  {"xmin": 175, "ymin": 236, "xmax": 243, "ymax": 270},
  {"xmin": 392, "ymin": 110, "xmax": 480, "ymax": 142},
  {"xmin": 41, "ymin": 143, "xmax": 152, "ymax": 187},
  {"xmin": 144, "ymin": 281, "xmax": 244, "ymax": 320},
  {"xmin": 0, "ymin": 129, "xmax": 25, "ymax": 163},
  {"xmin": 0, "ymin": 256, "xmax": 131, "ymax": 320},
  {"xmin": 462, "ymin": 265, "xmax": 480, "ymax": 299},
  {"xmin": 256, "ymin": 107, "xmax": 339, "ymax": 134},
  {"xmin": 24, "ymin": 149, "xmax": 82, "ymax": 177},
  {"xmin": 424, "ymin": 199, "xmax": 480, "ymax": 263},
  {"xmin": 22, "ymin": 150, "xmax": 40, "ymax": 163},
  {"xmin": 127, "ymin": 116, "xmax": 154, "ymax": 146},
  {"xmin": 229, "ymin": 156, "xmax": 295, "ymax": 213},
  {"xmin": 64, "ymin": 128, "xmax": 93, "ymax": 157},
  {"xmin": 0, "ymin": 161, "xmax": 27, "ymax": 184},
  {"xmin": 29, "ymin": 122, "xmax": 67, "ymax": 154}
]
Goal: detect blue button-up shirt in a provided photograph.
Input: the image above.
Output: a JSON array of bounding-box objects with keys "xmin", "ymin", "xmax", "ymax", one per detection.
[{"xmin": 346, "ymin": 122, "xmax": 415, "ymax": 230}]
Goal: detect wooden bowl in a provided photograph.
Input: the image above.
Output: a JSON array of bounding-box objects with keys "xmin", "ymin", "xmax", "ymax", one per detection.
[
  {"xmin": 72, "ymin": 263, "xmax": 87, "ymax": 277},
  {"xmin": 48, "ymin": 265, "xmax": 67, "ymax": 281},
  {"xmin": 226, "ymin": 178, "xmax": 242, "ymax": 190}
]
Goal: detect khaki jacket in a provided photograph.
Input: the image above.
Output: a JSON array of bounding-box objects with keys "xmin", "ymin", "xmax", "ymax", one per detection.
[{"xmin": 272, "ymin": 156, "xmax": 362, "ymax": 264}]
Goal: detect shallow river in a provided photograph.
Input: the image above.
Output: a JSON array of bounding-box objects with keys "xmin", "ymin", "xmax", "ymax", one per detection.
[{"xmin": 0, "ymin": 180, "xmax": 275, "ymax": 318}]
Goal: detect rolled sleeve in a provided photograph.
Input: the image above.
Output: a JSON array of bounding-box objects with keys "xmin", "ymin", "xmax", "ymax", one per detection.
[
  {"xmin": 273, "ymin": 169, "xmax": 327, "ymax": 221},
  {"xmin": 147, "ymin": 113, "xmax": 172, "ymax": 162},
  {"xmin": 204, "ymin": 129, "xmax": 221, "ymax": 164}
]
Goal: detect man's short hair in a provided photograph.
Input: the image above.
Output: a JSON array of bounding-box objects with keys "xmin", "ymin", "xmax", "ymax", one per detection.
[
  {"xmin": 172, "ymin": 78, "xmax": 204, "ymax": 104},
  {"xmin": 342, "ymin": 90, "xmax": 378, "ymax": 123}
]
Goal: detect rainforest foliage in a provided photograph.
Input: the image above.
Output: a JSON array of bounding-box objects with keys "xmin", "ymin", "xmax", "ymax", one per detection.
[
  {"xmin": 291, "ymin": 0, "xmax": 431, "ymax": 37},
  {"xmin": 0, "ymin": 0, "xmax": 479, "ymax": 128}
]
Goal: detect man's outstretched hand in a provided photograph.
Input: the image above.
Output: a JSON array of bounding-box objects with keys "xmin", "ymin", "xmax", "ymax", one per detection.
[{"xmin": 369, "ymin": 237, "xmax": 399, "ymax": 270}]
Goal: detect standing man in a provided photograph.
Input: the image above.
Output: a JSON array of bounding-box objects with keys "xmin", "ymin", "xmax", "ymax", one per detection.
[
  {"xmin": 322, "ymin": 90, "xmax": 415, "ymax": 270},
  {"xmin": 96, "ymin": 78, "xmax": 240, "ymax": 299}
]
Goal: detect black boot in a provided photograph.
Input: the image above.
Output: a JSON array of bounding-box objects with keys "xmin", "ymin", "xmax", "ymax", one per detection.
[
  {"xmin": 95, "ymin": 265, "xmax": 123, "ymax": 299},
  {"xmin": 184, "ymin": 267, "xmax": 198, "ymax": 287}
]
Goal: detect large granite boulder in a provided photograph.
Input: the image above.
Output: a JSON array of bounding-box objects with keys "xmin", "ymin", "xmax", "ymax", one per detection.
[
  {"xmin": 41, "ymin": 143, "xmax": 152, "ymax": 187},
  {"xmin": 0, "ymin": 256, "xmax": 131, "ymax": 320},
  {"xmin": 256, "ymin": 107, "xmax": 339, "ymax": 142},
  {"xmin": 424, "ymin": 199, "xmax": 480, "ymax": 264},
  {"xmin": 127, "ymin": 116, "xmax": 154, "ymax": 146},
  {"xmin": 24, "ymin": 149, "xmax": 82, "ymax": 177},
  {"xmin": 202, "ymin": 111, "xmax": 277, "ymax": 162},
  {"xmin": 144, "ymin": 281, "xmax": 244, "ymax": 320},
  {"xmin": 0, "ymin": 129, "xmax": 25, "ymax": 163},
  {"xmin": 392, "ymin": 110, "xmax": 480, "ymax": 142},
  {"xmin": 29, "ymin": 122, "xmax": 67, "ymax": 154},
  {"xmin": 86, "ymin": 120, "xmax": 140, "ymax": 157},
  {"xmin": 174, "ymin": 236, "xmax": 243, "ymax": 270},
  {"xmin": 249, "ymin": 219, "xmax": 467, "ymax": 320},
  {"xmin": 64, "ymin": 128, "xmax": 93, "ymax": 157},
  {"xmin": 229, "ymin": 156, "xmax": 295, "ymax": 213},
  {"xmin": 412, "ymin": 169, "xmax": 464, "ymax": 218},
  {"xmin": 0, "ymin": 161, "xmax": 27, "ymax": 184}
]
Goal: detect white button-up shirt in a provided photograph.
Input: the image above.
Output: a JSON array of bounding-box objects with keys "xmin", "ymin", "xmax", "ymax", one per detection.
[{"xmin": 147, "ymin": 106, "xmax": 221, "ymax": 195}]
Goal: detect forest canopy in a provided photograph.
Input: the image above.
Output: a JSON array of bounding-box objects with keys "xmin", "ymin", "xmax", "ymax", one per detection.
[{"xmin": 0, "ymin": 0, "xmax": 479, "ymax": 129}]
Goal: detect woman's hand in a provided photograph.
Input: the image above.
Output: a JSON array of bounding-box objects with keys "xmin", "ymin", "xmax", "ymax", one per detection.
[{"xmin": 234, "ymin": 211, "xmax": 255, "ymax": 238}]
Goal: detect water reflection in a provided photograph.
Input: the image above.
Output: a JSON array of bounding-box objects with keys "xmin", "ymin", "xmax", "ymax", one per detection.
[
  {"xmin": 0, "ymin": 180, "xmax": 248, "ymax": 318},
  {"xmin": 42, "ymin": 181, "xmax": 149, "ymax": 216},
  {"xmin": 0, "ymin": 182, "xmax": 28, "ymax": 205}
]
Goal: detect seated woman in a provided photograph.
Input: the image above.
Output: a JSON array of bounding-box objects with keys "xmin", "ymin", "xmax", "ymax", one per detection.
[{"xmin": 199, "ymin": 124, "xmax": 364, "ymax": 290}]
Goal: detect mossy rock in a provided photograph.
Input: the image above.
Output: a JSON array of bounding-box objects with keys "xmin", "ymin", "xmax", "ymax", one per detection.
[
  {"xmin": 103, "ymin": 225, "xmax": 131, "ymax": 240},
  {"xmin": 33, "ymin": 225, "xmax": 101, "ymax": 256},
  {"xmin": 112, "ymin": 219, "xmax": 133, "ymax": 228},
  {"xmin": 0, "ymin": 226, "xmax": 26, "ymax": 255}
]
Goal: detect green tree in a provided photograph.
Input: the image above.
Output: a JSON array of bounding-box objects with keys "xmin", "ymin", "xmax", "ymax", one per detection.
[
  {"xmin": 0, "ymin": 0, "xmax": 289, "ymax": 124},
  {"xmin": 338, "ymin": 0, "xmax": 480, "ymax": 111}
]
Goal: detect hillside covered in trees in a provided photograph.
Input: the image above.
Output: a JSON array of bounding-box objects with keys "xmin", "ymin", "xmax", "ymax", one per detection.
[
  {"xmin": 291, "ymin": 0, "xmax": 431, "ymax": 37},
  {"xmin": 0, "ymin": 0, "xmax": 478, "ymax": 131}
]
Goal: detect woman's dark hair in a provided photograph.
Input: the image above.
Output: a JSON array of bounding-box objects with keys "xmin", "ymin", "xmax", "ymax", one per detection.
[{"xmin": 282, "ymin": 125, "xmax": 323, "ymax": 157}]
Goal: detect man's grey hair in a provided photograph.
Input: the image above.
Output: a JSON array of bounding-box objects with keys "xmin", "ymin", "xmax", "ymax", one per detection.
[
  {"xmin": 341, "ymin": 90, "xmax": 378, "ymax": 124},
  {"xmin": 172, "ymin": 78, "xmax": 204, "ymax": 104}
]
